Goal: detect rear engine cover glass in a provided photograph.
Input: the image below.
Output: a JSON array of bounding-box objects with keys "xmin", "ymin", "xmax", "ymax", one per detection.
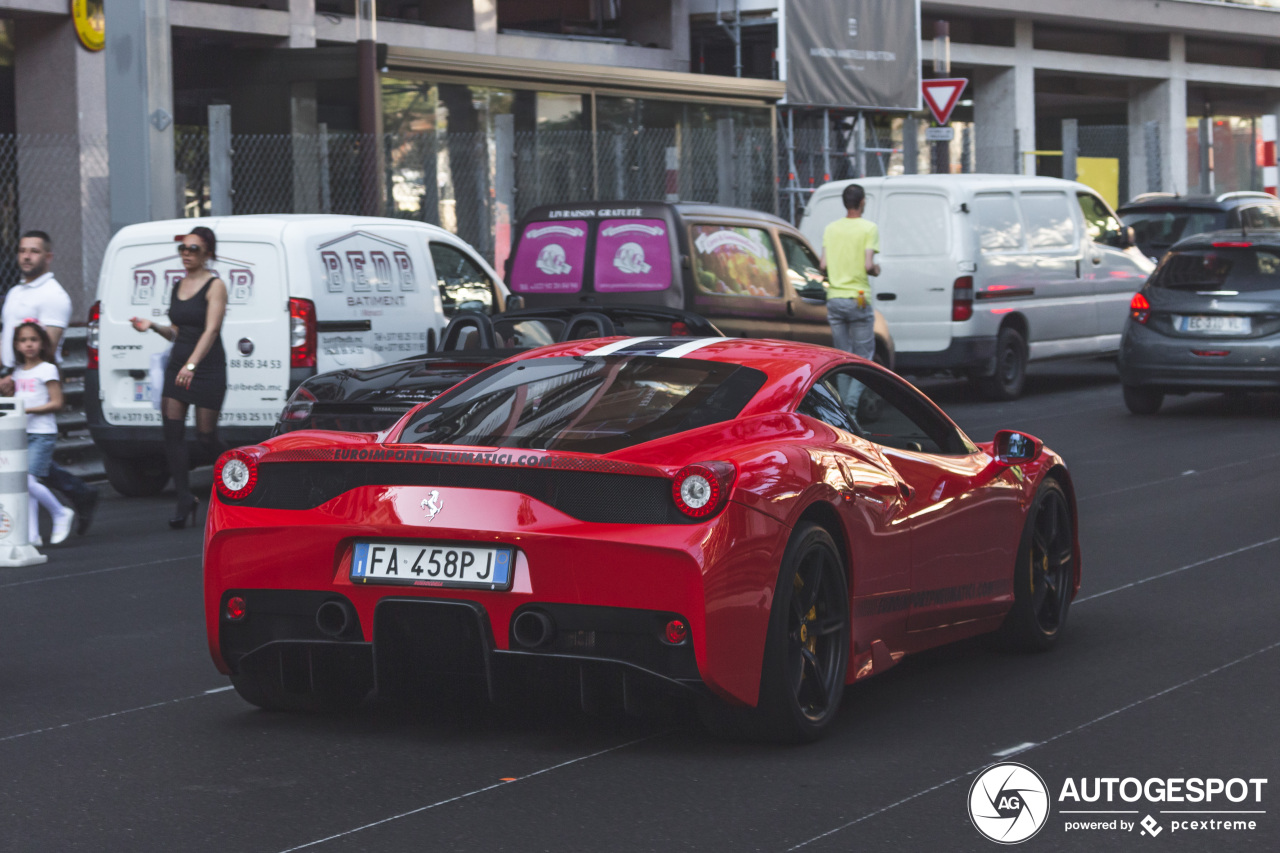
[{"xmin": 398, "ymin": 355, "xmax": 766, "ymax": 453}]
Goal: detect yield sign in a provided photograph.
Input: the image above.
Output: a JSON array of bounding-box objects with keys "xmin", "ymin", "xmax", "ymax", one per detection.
[{"xmin": 922, "ymin": 78, "xmax": 968, "ymax": 126}]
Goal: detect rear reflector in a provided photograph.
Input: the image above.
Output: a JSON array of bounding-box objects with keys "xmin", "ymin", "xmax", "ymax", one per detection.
[
  {"xmin": 1212, "ymin": 241, "xmax": 1252, "ymax": 248},
  {"xmin": 1191, "ymin": 350, "xmax": 1230, "ymax": 357}
]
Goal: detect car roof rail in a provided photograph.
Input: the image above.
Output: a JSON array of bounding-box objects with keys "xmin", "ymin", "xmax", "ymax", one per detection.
[{"xmin": 1215, "ymin": 191, "xmax": 1277, "ymax": 203}]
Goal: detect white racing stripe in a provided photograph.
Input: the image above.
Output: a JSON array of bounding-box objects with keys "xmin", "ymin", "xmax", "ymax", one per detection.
[
  {"xmin": 658, "ymin": 337, "xmax": 737, "ymax": 358},
  {"xmin": 583, "ymin": 336, "xmax": 659, "ymax": 356}
]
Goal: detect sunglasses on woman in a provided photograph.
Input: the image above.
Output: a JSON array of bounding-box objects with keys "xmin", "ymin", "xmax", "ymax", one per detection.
[{"xmin": 178, "ymin": 243, "xmax": 205, "ymax": 254}]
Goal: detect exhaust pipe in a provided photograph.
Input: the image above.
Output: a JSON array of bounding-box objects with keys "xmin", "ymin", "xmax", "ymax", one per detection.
[
  {"xmin": 512, "ymin": 610, "xmax": 555, "ymax": 649},
  {"xmin": 316, "ymin": 599, "xmax": 356, "ymax": 638}
]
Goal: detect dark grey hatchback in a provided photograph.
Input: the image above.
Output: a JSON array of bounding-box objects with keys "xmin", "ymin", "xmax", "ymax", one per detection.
[{"xmin": 1118, "ymin": 230, "xmax": 1280, "ymax": 413}]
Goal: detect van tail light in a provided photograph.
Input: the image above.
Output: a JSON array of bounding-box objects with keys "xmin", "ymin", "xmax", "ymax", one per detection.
[
  {"xmin": 289, "ymin": 298, "xmax": 317, "ymax": 368},
  {"xmin": 86, "ymin": 301, "xmax": 101, "ymax": 370},
  {"xmin": 952, "ymin": 276, "xmax": 974, "ymax": 322},
  {"xmin": 670, "ymin": 321, "xmax": 691, "ymax": 336},
  {"xmin": 1130, "ymin": 292, "xmax": 1151, "ymax": 324},
  {"xmin": 214, "ymin": 447, "xmax": 262, "ymax": 501},
  {"xmin": 672, "ymin": 461, "xmax": 736, "ymax": 519}
]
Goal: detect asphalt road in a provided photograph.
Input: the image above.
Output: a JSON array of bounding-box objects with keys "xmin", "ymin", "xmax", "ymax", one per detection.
[{"xmin": 2, "ymin": 360, "xmax": 1277, "ymax": 852}]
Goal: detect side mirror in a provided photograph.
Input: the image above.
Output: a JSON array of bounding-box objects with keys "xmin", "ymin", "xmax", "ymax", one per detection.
[
  {"xmin": 505, "ymin": 294, "xmax": 525, "ymax": 311},
  {"xmin": 993, "ymin": 429, "xmax": 1042, "ymax": 466}
]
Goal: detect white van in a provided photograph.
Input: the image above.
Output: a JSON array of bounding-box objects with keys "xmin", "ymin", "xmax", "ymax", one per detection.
[
  {"xmin": 86, "ymin": 214, "xmax": 504, "ymax": 495},
  {"xmin": 800, "ymin": 175, "xmax": 1154, "ymax": 398}
]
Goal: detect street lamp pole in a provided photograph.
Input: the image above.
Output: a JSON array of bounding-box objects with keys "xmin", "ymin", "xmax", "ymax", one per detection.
[{"xmin": 357, "ymin": 0, "xmax": 382, "ymax": 216}]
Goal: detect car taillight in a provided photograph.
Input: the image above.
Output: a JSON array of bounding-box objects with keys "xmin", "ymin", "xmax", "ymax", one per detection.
[
  {"xmin": 672, "ymin": 461, "xmax": 736, "ymax": 519},
  {"xmin": 1212, "ymin": 241, "xmax": 1252, "ymax": 248},
  {"xmin": 289, "ymin": 298, "xmax": 317, "ymax": 368},
  {"xmin": 670, "ymin": 321, "xmax": 691, "ymax": 336},
  {"xmin": 86, "ymin": 301, "xmax": 100, "ymax": 370},
  {"xmin": 214, "ymin": 448, "xmax": 260, "ymax": 500},
  {"xmin": 952, "ymin": 276, "xmax": 974, "ymax": 322},
  {"xmin": 280, "ymin": 385, "xmax": 316, "ymax": 422},
  {"xmin": 1130, "ymin": 292, "xmax": 1150, "ymax": 324}
]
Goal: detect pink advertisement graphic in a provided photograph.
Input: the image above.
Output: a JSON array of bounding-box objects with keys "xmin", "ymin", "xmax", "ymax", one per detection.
[
  {"xmin": 593, "ymin": 219, "xmax": 672, "ymax": 292},
  {"xmin": 511, "ymin": 220, "xmax": 588, "ymax": 293}
]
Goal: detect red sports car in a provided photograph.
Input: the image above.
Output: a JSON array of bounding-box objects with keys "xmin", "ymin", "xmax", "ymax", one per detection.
[{"xmin": 205, "ymin": 338, "xmax": 1079, "ymax": 742}]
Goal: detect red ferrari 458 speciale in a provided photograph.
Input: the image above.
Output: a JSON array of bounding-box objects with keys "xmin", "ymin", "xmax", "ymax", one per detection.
[{"xmin": 205, "ymin": 337, "xmax": 1079, "ymax": 741}]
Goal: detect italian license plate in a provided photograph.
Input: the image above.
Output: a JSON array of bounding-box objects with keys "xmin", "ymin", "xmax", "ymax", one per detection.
[
  {"xmin": 1176, "ymin": 315, "xmax": 1251, "ymax": 334},
  {"xmin": 350, "ymin": 541, "xmax": 512, "ymax": 589}
]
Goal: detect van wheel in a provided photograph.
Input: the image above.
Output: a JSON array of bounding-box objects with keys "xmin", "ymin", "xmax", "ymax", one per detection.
[
  {"xmin": 103, "ymin": 454, "xmax": 169, "ymax": 497},
  {"xmin": 975, "ymin": 327, "xmax": 1028, "ymax": 401}
]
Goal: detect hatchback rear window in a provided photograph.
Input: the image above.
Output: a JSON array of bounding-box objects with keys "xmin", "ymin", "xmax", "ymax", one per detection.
[
  {"xmin": 593, "ymin": 219, "xmax": 672, "ymax": 292},
  {"xmin": 1150, "ymin": 246, "xmax": 1280, "ymax": 293},
  {"xmin": 398, "ymin": 356, "xmax": 766, "ymax": 454},
  {"xmin": 1120, "ymin": 208, "xmax": 1226, "ymax": 252}
]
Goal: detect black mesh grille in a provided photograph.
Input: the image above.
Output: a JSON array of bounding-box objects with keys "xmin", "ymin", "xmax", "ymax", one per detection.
[{"xmin": 229, "ymin": 461, "xmax": 690, "ymax": 524}]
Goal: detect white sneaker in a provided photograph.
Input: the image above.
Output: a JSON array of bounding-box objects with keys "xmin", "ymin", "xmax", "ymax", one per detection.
[{"xmin": 51, "ymin": 509, "xmax": 75, "ymax": 545}]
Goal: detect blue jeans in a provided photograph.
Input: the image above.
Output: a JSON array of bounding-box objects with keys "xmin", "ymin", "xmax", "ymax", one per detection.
[
  {"xmin": 27, "ymin": 433, "xmax": 56, "ymax": 478},
  {"xmin": 827, "ymin": 297, "xmax": 875, "ymax": 409}
]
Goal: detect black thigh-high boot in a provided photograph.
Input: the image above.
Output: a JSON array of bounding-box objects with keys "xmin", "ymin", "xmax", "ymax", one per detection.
[
  {"xmin": 196, "ymin": 431, "xmax": 226, "ymax": 467},
  {"xmin": 163, "ymin": 418, "xmax": 195, "ymax": 526}
]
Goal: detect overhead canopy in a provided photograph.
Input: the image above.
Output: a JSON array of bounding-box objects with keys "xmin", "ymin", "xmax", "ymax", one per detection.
[{"xmin": 385, "ymin": 46, "xmax": 787, "ymax": 103}]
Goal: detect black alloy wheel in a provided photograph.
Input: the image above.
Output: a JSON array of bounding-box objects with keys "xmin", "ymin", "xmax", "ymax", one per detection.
[
  {"xmin": 975, "ymin": 326, "xmax": 1028, "ymax": 401},
  {"xmin": 760, "ymin": 523, "xmax": 850, "ymax": 742},
  {"xmin": 999, "ymin": 480, "xmax": 1075, "ymax": 652}
]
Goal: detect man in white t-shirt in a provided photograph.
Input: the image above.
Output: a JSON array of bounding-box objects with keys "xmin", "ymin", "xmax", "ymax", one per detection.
[
  {"xmin": 2, "ymin": 231, "xmax": 72, "ymax": 375},
  {"xmin": 1, "ymin": 230, "xmax": 97, "ymax": 533}
]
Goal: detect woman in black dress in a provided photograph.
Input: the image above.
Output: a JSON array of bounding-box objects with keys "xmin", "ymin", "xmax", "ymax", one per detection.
[{"xmin": 130, "ymin": 226, "xmax": 229, "ymax": 527}]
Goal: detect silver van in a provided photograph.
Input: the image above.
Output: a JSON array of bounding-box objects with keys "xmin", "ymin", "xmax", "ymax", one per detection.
[{"xmin": 801, "ymin": 176, "xmax": 1154, "ymax": 398}]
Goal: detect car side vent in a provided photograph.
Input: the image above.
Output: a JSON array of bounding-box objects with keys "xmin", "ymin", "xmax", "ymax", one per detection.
[{"xmin": 227, "ymin": 462, "xmax": 694, "ymax": 525}]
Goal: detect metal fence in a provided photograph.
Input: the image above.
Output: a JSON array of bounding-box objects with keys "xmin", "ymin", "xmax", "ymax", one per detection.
[
  {"xmin": 176, "ymin": 125, "xmax": 777, "ymax": 262},
  {"xmin": 0, "ymin": 134, "xmax": 110, "ymax": 298}
]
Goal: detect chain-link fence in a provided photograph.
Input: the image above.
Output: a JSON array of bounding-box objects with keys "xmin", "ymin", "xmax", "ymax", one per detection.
[{"xmin": 0, "ymin": 134, "xmax": 110, "ymax": 301}]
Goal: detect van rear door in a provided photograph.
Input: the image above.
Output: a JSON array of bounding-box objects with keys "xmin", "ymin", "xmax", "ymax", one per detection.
[
  {"xmin": 307, "ymin": 227, "xmax": 439, "ymax": 369},
  {"xmin": 874, "ymin": 191, "xmax": 954, "ymax": 352},
  {"xmin": 98, "ymin": 237, "xmax": 287, "ymax": 430}
]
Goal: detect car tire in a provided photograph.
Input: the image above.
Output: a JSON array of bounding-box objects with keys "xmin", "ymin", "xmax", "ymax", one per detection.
[
  {"xmin": 1122, "ymin": 385, "xmax": 1163, "ymax": 415},
  {"xmin": 102, "ymin": 454, "xmax": 169, "ymax": 497},
  {"xmin": 757, "ymin": 522, "xmax": 850, "ymax": 743},
  {"xmin": 998, "ymin": 480, "xmax": 1075, "ymax": 653},
  {"xmin": 975, "ymin": 326, "xmax": 1028, "ymax": 401}
]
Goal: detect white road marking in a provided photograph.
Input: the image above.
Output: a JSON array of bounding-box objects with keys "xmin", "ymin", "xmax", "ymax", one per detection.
[
  {"xmin": 0, "ymin": 688, "xmax": 224, "ymax": 744},
  {"xmin": 991, "ymin": 741, "xmax": 1037, "ymax": 758},
  {"xmin": 1075, "ymin": 535, "xmax": 1280, "ymax": 604},
  {"xmin": 786, "ymin": 638, "xmax": 1280, "ymax": 850},
  {"xmin": 1080, "ymin": 451, "xmax": 1280, "ymax": 501},
  {"xmin": 0, "ymin": 554, "xmax": 200, "ymax": 589},
  {"xmin": 204, "ymin": 685, "xmax": 235, "ymax": 694},
  {"xmin": 582, "ymin": 336, "xmax": 658, "ymax": 356},
  {"xmin": 274, "ymin": 733, "xmax": 667, "ymax": 852}
]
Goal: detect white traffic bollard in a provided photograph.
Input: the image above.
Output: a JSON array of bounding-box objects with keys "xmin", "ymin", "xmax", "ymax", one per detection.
[{"xmin": 0, "ymin": 398, "xmax": 47, "ymax": 567}]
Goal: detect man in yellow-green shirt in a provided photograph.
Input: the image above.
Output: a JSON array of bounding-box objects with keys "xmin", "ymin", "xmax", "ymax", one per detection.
[{"xmin": 821, "ymin": 183, "xmax": 881, "ymax": 410}]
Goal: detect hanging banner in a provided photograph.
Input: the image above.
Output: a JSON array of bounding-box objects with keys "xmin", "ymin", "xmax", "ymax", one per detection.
[{"xmin": 782, "ymin": 0, "xmax": 921, "ymax": 110}]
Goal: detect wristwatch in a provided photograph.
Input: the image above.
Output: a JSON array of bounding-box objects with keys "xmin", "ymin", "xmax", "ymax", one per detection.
[{"xmin": 185, "ymin": 363, "xmax": 197, "ymax": 371}]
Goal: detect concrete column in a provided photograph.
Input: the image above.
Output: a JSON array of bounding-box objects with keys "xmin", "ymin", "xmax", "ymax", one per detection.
[
  {"xmin": 289, "ymin": 0, "xmax": 316, "ymax": 48},
  {"xmin": 474, "ymin": 0, "xmax": 497, "ymax": 54},
  {"xmin": 291, "ymin": 81, "xmax": 321, "ymax": 213},
  {"xmin": 105, "ymin": 0, "xmax": 177, "ymax": 232},
  {"xmin": 974, "ymin": 19, "xmax": 1035, "ymax": 175},
  {"xmin": 13, "ymin": 15, "xmax": 108, "ymax": 317},
  {"xmin": 1127, "ymin": 34, "xmax": 1187, "ymax": 197}
]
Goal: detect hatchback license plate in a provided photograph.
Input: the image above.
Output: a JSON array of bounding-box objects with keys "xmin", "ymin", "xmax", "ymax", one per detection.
[
  {"xmin": 350, "ymin": 541, "xmax": 512, "ymax": 589},
  {"xmin": 1176, "ymin": 315, "xmax": 1250, "ymax": 334}
]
